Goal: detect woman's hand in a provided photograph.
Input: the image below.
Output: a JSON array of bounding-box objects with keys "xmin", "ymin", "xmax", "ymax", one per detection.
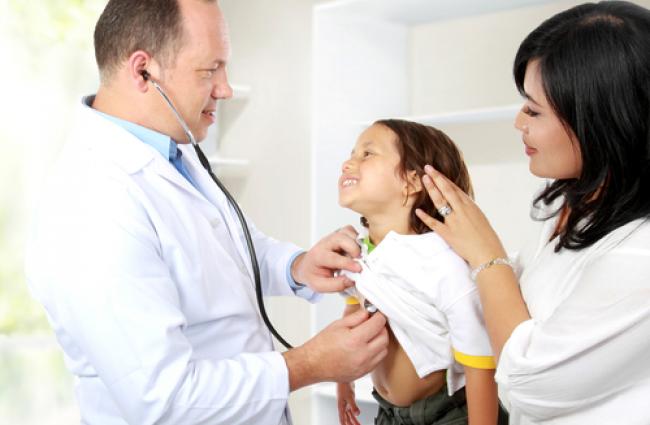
[
  {"xmin": 337, "ymin": 382, "xmax": 361, "ymax": 425},
  {"xmin": 415, "ymin": 165, "xmax": 507, "ymax": 269}
]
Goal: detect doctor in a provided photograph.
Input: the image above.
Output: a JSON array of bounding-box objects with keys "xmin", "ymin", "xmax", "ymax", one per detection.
[{"xmin": 25, "ymin": 0, "xmax": 388, "ymax": 424}]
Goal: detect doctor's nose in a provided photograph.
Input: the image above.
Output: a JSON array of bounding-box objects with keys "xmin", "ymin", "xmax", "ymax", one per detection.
[{"xmin": 212, "ymin": 71, "xmax": 233, "ymax": 100}]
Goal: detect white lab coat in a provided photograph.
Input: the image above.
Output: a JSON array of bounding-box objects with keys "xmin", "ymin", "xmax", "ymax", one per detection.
[{"xmin": 25, "ymin": 99, "xmax": 317, "ymax": 425}]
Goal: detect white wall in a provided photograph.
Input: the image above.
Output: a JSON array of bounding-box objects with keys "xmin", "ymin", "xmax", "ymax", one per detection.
[{"xmin": 218, "ymin": 1, "xmax": 324, "ymax": 422}]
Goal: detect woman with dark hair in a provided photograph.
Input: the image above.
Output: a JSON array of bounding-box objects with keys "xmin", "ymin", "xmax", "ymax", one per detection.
[{"xmin": 416, "ymin": 1, "xmax": 650, "ymax": 424}]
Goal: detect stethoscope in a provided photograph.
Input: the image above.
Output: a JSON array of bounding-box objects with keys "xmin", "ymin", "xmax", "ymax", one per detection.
[{"xmin": 140, "ymin": 70, "xmax": 293, "ymax": 349}]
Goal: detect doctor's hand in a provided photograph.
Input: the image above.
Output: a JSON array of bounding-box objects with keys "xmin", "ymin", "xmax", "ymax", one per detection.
[
  {"xmin": 291, "ymin": 225, "xmax": 362, "ymax": 293},
  {"xmin": 282, "ymin": 308, "xmax": 388, "ymax": 391}
]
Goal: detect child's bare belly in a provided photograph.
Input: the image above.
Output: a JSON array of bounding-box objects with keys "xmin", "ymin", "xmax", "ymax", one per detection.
[{"xmin": 371, "ymin": 331, "xmax": 446, "ymax": 407}]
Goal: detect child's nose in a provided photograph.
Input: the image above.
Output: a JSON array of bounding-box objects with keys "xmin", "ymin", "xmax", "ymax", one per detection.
[{"xmin": 342, "ymin": 159, "xmax": 354, "ymax": 173}]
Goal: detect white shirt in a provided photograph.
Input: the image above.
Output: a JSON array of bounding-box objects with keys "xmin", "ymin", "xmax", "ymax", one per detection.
[
  {"xmin": 25, "ymin": 100, "xmax": 318, "ymax": 425},
  {"xmin": 342, "ymin": 231, "xmax": 494, "ymax": 395},
  {"xmin": 496, "ymin": 211, "xmax": 650, "ymax": 424}
]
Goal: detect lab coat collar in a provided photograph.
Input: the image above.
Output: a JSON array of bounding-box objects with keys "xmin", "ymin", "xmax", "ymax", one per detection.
[
  {"xmin": 76, "ymin": 96, "xmax": 208, "ymax": 202},
  {"xmin": 75, "ymin": 96, "xmax": 254, "ymax": 278}
]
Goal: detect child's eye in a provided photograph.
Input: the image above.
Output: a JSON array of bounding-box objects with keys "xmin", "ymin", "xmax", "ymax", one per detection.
[{"xmin": 363, "ymin": 150, "xmax": 373, "ymax": 158}]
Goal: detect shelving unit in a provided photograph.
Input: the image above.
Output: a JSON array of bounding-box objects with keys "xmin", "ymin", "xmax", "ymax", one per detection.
[
  {"xmin": 366, "ymin": 103, "xmax": 522, "ymax": 126},
  {"xmin": 311, "ymin": 1, "xmax": 556, "ymax": 423},
  {"xmin": 230, "ymin": 84, "xmax": 252, "ymax": 100},
  {"xmin": 203, "ymin": 83, "xmax": 252, "ymax": 182},
  {"xmin": 207, "ymin": 155, "xmax": 250, "ymax": 179}
]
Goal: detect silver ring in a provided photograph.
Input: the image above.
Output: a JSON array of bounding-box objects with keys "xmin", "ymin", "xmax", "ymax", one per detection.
[{"xmin": 437, "ymin": 205, "xmax": 452, "ymax": 217}]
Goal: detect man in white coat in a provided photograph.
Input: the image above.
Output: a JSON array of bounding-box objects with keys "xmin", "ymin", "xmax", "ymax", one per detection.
[{"xmin": 25, "ymin": 0, "xmax": 389, "ymax": 424}]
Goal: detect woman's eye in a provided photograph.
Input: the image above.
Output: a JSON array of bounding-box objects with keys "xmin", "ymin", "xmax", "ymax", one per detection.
[
  {"xmin": 201, "ymin": 69, "xmax": 217, "ymax": 79},
  {"xmin": 523, "ymin": 106, "xmax": 539, "ymax": 117}
]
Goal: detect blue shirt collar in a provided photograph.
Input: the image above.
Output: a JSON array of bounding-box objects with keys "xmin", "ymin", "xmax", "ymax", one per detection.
[{"xmin": 82, "ymin": 95, "xmax": 179, "ymax": 161}]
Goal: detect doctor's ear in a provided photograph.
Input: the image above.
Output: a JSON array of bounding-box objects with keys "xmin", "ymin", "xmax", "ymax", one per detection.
[{"xmin": 127, "ymin": 50, "xmax": 155, "ymax": 91}]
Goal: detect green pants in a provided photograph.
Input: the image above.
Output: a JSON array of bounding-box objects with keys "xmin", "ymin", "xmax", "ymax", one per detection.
[
  {"xmin": 373, "ymin": 386, "xmax": 509, "ymax": 425},
  {"xmin": 373, "ymin": 387, "xmax": 468, "ymax": 425}
]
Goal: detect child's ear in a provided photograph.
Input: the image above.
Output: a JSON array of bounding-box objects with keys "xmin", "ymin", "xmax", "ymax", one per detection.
[{"xmin": 405, "ymin": 170, "xmax": 423, "ymax": 195}]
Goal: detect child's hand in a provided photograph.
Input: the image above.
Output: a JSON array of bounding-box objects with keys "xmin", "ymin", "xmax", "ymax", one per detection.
[{"xmin": 337, "ymin": 381, "xmax": 361, "ymax": 425}]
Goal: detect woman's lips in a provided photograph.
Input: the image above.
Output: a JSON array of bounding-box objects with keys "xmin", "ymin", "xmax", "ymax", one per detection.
[{"xmin": 524, "ymin": 143, "xmax": 537, "ymax": 156}]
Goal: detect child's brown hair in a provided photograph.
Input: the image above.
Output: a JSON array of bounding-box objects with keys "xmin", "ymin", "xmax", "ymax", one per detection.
[{"xmin": 362, "ymin": 119, "xmax": 473, "ymax": 235}]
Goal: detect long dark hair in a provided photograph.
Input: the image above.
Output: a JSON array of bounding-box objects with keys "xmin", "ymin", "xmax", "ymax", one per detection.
[
  {"xmin": 362, "ymin": 119, "xmax": 473, "ymax": 235},
  {"xmin": 514, "ymin": 1, "xmax": 650, "ymax": 251}
]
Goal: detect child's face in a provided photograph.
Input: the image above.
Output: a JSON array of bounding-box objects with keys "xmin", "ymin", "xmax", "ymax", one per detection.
[{"xmin": 338, "ymin": 124, "xmax": 408, "ymax": 218}]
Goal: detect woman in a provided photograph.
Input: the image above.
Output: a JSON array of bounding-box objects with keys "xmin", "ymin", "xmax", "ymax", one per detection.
[{"xmin": 415, "ymin": 2, "xmax": 650, "ymax": 424}]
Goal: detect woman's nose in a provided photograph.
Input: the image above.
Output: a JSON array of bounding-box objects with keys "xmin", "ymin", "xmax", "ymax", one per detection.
[{"xmin": 514, "ymin": 109, "xmax": 527, "ymax": 134}]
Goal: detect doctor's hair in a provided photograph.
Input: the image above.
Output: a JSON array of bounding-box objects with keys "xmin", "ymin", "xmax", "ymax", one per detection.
[
  {"xmin": 361, "ymin": 119, "xmax": 473, "ymax": 235},
  {"xmin": 94, "ymin": 0, "xmax": 217, "ymax": 82},
  {"xmin": 514, "ymin": 0, "xmax": 650, "ymax": 252}
]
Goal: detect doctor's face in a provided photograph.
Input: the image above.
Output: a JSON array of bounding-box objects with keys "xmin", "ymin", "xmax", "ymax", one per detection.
[{"xmin": 157, "ymin": 0, "xmax": 233, "ymax": 143}]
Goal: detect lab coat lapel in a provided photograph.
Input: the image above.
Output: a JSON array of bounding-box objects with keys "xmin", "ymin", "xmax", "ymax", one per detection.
[
  {"xmin": 76, "ymin": 102, "xmax": 246, "ymax": 271},
  {"xmin": 148, "ymin": 153, "xmax": 252, "ymax": 277},
  {"xmin": 178, "ymin": 144, "xmax": 255, "ymax": 281}
]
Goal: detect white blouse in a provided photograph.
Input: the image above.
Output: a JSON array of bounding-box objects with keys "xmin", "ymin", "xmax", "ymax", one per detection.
[{"xmin": 496, "ymin": 213, "xmax": 650, "ymax": 424}]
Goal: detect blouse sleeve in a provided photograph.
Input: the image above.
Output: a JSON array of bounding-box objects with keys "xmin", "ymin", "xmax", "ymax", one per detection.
[{"xmin": 496, "ymin": 235, "xmax": 650, "ymax": 420}]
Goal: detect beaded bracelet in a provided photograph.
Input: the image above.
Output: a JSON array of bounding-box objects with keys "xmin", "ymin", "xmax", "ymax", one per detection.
[{"xmin": 470, "ymin": 257, "xmax": 514, "ymax": 281}]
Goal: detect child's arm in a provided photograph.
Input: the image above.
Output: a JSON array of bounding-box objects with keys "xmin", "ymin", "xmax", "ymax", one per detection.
[
  {"xmin": 464, "ymin": 366, "xmax": 499, "ymax": 425},
  {"xmin": 337, "ymin": 381, "xmax": 361, "ymax": 425},
  {"xmin": 336, "ymin": 302, "xmax": 362, "ymax": 425}
]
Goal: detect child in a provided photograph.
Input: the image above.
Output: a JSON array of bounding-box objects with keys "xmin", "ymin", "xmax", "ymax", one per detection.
[{"xmin": 336, "ymin": 119, "xmax": 504, "ymax": 425}]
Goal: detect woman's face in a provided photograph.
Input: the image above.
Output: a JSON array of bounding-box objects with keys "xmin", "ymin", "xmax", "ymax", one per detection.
[{"xmin": 514, "ymin": 60, "xmax": 582, "ymax": 179}]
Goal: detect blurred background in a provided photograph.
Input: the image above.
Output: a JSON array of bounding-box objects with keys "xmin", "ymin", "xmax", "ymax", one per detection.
[{"xmin": 2, "ymin": 1, "xmax": 648, "ymax": 424}]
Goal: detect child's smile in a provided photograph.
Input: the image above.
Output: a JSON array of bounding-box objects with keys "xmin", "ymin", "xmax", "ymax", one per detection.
[{"xmin": 338, "ymin": 124, "xmax": 407, "ymax": 219}]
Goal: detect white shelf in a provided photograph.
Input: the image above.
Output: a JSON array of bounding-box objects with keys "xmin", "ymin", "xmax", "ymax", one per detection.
[
  {"xmin": 316, "ymin": 0, "xmax": 553, "ymax": 25},
  {"xmin": 207, "ymin": 155, "xmax": 249, "ymax": 166},
  {"xmin": 362, "ymin": 103, "xmax": 522, "ymax": 127},
  {"xmin": 313, "ymin": 375, "xmax": 376, "ymax": 404},
  {"xmin": 207, "ymin": 155, "xmax": 250, "ymax": 179},
  {"xmin": 230, "ymin": 84, "xmax": 251, "ymax": 100}
]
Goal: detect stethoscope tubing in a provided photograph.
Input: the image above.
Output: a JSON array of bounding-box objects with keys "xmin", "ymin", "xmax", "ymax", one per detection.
[{"xmin": 142, "ymin": 70, "xmax": 293, "ymax": 349}]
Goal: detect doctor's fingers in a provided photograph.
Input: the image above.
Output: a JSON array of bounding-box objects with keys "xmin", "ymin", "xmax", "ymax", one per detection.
[
  {"xmin": 349, "ymin": 312, "xmax": 388, "ymax": 343},
  {"xmin": 323, "ymin": 274, "xmax": 356, "ymax": 292},
  {"xmin": 325, "ymin": 231, "xmax": 362, "ymax": 259},
  {"xmin": 335, "ymin": 225, "xmax": 359, "ymax": 241},
  {"xmin": 321, "ymin": 250, "xmax": 362, "ymax": 275}
]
